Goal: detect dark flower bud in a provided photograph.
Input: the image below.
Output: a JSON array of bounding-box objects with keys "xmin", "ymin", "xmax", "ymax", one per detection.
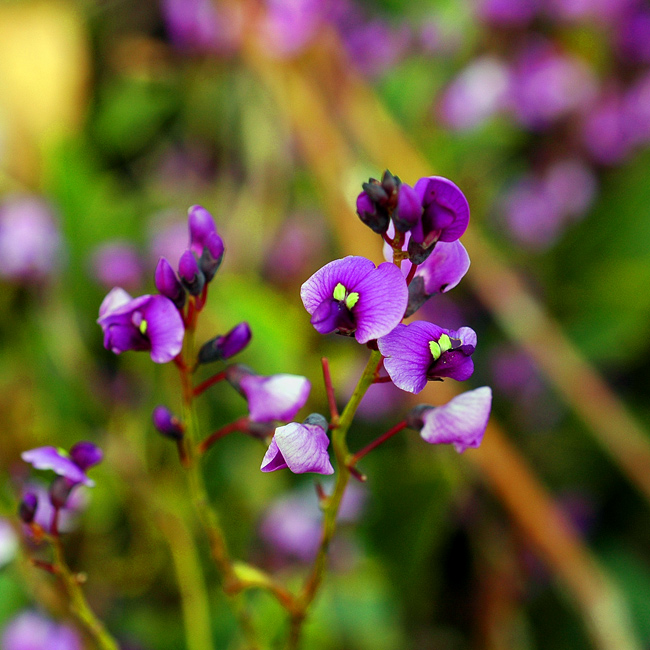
[
  {"xmin": 246, "ymin": 420, "xmax": 276, "ymax": 440},
  {"xmin": 199, "ymin": 231, "xmax": 224, "ymax": 283},
  {"xmin": 404, "ymin": 276, "xmax": 431, "ymax": 318},
  {"xmin": 49, "ymin": 476, "xmax": 76, "ymax": 510},
  {"xmin": 392, "ymin": 183, "xmax": 422, "ymax": 233},
  {"xmin": 224, "ymin": 364, "xmax": 255, "ymax": 395},
  {"xmin": 198, "ymin": 322, "xmax": 252, "ymax": 364},
  {"xmin": 362, "ymin": 180, "xmax": 389, "ymax": 204},
  {"xmin": 407, "ymin": 239, "xmax": 437, "ymax": 265},
  {"xmin": 405, "ymin": 404, "xmax": 431, "ymax": 431},
  {"xmin": 381, "ymin": 169, "xmax": 401, "ymax": 196},
  {"xmin": 188, "ymin": 205, "xmax": 217, "ymax": 248},
  {"xmin": 152, "ymin": 405, "xmax": 185, "ymax": 440},
  {"xmin": 356, "ymin": 191, "xmax": 390, "ymax": 234},
  {"xmin": 69, "ymin": 442, "xmax": 103, "ymax": 471},
  {"xmin": 155, "ymin": 257, "xmax": 186, "ymax": 309},
  {"xmin": 303, "ymin": 413, "xmax": 329, "ymax": 430},
  {"xmin": 178, "ymin": 250, "xmax": 205, "ymax": 296},
  {"xmin": 19, "ymin": 492, "xmax": 38, "ymax": 523}
]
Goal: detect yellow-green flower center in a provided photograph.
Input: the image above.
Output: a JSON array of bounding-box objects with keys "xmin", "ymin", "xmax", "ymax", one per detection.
[
  {"xmin": 333, "ymin": 282, "xmax": 360, "ymax": 310},
  {"xmin": 429, "ymin": 334, "xmax": 452, "ymax": 361},
  {"xmin": 139, "ymin": 319, "xmax": 148, "ymax": 335}
]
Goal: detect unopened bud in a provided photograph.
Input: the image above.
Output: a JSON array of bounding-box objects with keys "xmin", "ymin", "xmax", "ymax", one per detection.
[
  {"xmin": 198, "ymin": 322, "xmax": 252, "ymax": 364},
  {"xmin": 19, "ymin": 492, "xmax": 38, "ymax": 523},
  {"xmin": 49, "ymin": 476, "xmax": 76, "ymax": 510},
  {"xmin": 199, "ymin": 231, "xmax": 224, "ymax": 283},
  {"xmin": 405, "ymin": 404, "xmax": 433, "ymax": 431},
  {"xmin": 178, "ymin": 250, "xmax": 205, "ymax": 296},
  {"xmin": 155, "ymin": 257, "xmax": 186, "ymax": 309},
  {"xmin": 152, "ymin": 405, "xmax": 185, "ymax": 440},
  {"xmin": 188, "ymin": 205, "xmax": 217, "ymax": 248},
  {"xmin": 69, "ymin": 442, "xmax": 103, "ymax": 471}
]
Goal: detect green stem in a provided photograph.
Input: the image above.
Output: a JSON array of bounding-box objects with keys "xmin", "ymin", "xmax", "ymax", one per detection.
[
  {"xmin": 288, "ymin": 349, "xmax": 383, "ymax": 648},
  {"xmin": 50, "ymin": 538, "xmax": 120, "ymax": 650}
]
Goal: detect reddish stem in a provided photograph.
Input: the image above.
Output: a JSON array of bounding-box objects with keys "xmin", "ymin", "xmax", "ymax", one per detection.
[
  {"xmin": 195, "ymin": 284, "xmax": 209, "ymax": 312},
  {"xmin": 373, "ymin": 375, "xmax": 392, "ymax": 384},
  {"xmin": 382, "ymin": 232, "xmax": 394, "ymax": 247},
  {"xmin": 348, "ymin": 466, "xmax": 367, "ymax": 482},
  {"xmin": 193, "ymin": 371, "xmax": 227, "ymax": 397},
  {"xmin": 197, "ymin": 417, "xmax": 250, "ymax": 454},
  {"xmin": 31, "ymin": 559, "xmax": 59, "ymax": 575},
  {"xmin": 349, "ymin": 420, "xmax": 408, "ymax": 465},
  {"xmin": 405, "ymin": 263, "xmax": 418, "ymax": 286},
  {"xmin": 50, "ymin": 507, "xmax": 60, "ymax": 537},
  {"xmin": 321, "ymin": 357, "xmax": 339, "ymax": 424}
]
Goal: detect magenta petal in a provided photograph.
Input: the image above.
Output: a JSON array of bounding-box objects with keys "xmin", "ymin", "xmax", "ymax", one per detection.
[
  {"xmin": 21, "ymin": 447, "xmax": 92, "ymax": 486},
  {"xmin": 300, "ymin": 256, "xmax": 375, "ymax": 314},
  {"xmin": 378, "ymin": 322, "xmax": 445, "ymax": 393},
  {"xmin": 352, "ymin": 262, "xmax": 408, "ymax": 343},
  {"xmin": 420, "ymin": 387, "xmax": 492, "ymax": 452},
  {"xmin": 98, "ymin": 287, "xmax": 133, "ymax": 319},
  {"xmin": 416, "ymin": 240, "xmax": 470, "ymax": 294},
  {"xmin": 142, "ymin": 295, "xmax": 185, "ymax": 363},
  {"xmin": 261, "ymin": 422, "xmax": 334, "ymax": 474},
  {"xmin": 240, "ymin": 374, "xmax": 311, "ymax": 422}
]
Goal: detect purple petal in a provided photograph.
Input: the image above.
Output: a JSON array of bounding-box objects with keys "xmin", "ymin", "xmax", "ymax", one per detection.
[
  {"xmin": 21, "ymin": 447, "xmax": 92, "ymax": 486},
  {"xmin": 240, "ymin": 374, "xmax": 311, "ymax": 422},
  {"xmin": 352, "ymin": 262, "xmax": 408, "ymax": 343},
  {"xmin": 301, "ymin": 256, "xmax": 376, "ymax": 314},
  {"xmin": 69, "ymin": 442, "xmax": 103, "ymax": 470},
  {"xmin": 98, "ymin": 287, "xmax": 133, "ymax": 319},
  {"xmin": 415, "ymin": 176, "xmax": 470, "ymax": 243},
  {"xmin": 261, "ymin": 422, "xmax": 334, "ymax": 474},
  {"xmin": 416, "ymin": 240, "xmax": 470, "ymax": 294},
  {"xmin": 378, "ymin": 322, "xmax": 445, "ymax": 393},
  {"xmin": 420, "ymin": 387, "xmax": 492, "ymax": 452},
  {"xmin": 141, "ymin": 295, "xmax": 185, "ymax": 363}
]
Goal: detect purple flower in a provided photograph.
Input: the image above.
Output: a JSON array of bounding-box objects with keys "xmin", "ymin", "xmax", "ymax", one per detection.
[
  {"xmin": 21, "ymin": 443, "xmax": 101, "ymax": 487},
  {"xmin": 476, "ymin": 0, "xmax": 538, "ymax": 25},
  {"xmin": 188, "ymin": 204, "xmax": 218, "ymax": 253},
  {"xmin": 1, "ymin": 611, "xmax": 82, "ymax": 650},
  {"xmin": 152, "ymin": 406, "xmax": 184, "ymax": 440},
  {"xmin": 97, "ymin": 288, "xmax": 185, "ymax": 363},
  {"xmin": 227, "ymin": 365, "xmax": 311, "ymax": 422},
  {"xmin": 23, "ymin": 483, "xmax": 89, "ymax": 534},
  {"xmin": 261, "ymin": 414, "xmax": 334, "ymax": 474},
  {"xmin": 408, "ymin": 177, "xmax": 470, "ymax": 262},
  {"xmin": 198, "ymin": 321, "xmax": 252, "ymax": 364},
  {"xmin": 438, "ymin": 57, "xmax": 511, "ymax": 131},
  {"xmin": 301, "ymin": 256, "xmax": 408, "ymax": 344},
  {"xmin": 406, "ymin": 387, "xmax": 492, "ymax": 453},
  {"xmin": 178, "ymin": 249, "xmax": 205, "ymax": 296},
  {"xmin": 91, "ymin": 242, "xmax": 143, "ymax": 291},
  {"xmin": 258, "ymin": 0, "xmax": 324, "ymax": 58},
  {"xmin": 392, "ymin": 183, "xmax": 422, "ymax": 233},
  {"xmin": 378, "ymin": 321, "xmax": 477, "ymax": 393},
  {"xmin": 187, "ymin": 205, "xmax": 225, "ymax": 282},
  {"xmin": 155, "ymin": 257, "xmax": 186, "ymax": 309},
  {"xmin": 0, "ymin": 195, "xmax": 63, "ymax": 283}
]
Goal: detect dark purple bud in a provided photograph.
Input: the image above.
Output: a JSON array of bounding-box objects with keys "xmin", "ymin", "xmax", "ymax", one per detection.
[
  {"xmin": 246, "ymin": 420, "xmax": 276, "ymax": 440},
  {"xmin": 69, "ymin": 442, "xmax": 103, "ymax": 471},
  {"xmin": 49, "ymin": 476, "xmax": 76, "ymax": 510},
  {"xmin": 188, "ymin": 205, "xmax": 217, "ymax": 249},
  {"xmin": 19, "ymin": 492, "xmax": 38, "ymax": 523},
  {"xmin": 404, "ymin": 276, "xmax": 430, "ymax": 318},
  {"xmin": 405, "ymin": 404, "xmax": 430, "ymax": 431},
  {"xmin": 224, "ymin": 364, "xmax": 255, "ymax": 395},
  {"xmin": 381, "ymin": 169, "xmax": 401, "ymax": 196},
  {"xmin": 198, "ymin": 322, "xmax": 252, "ymax": 364},
  {"xmin": 392, "ymin": 183, "xmax": 422, "ymax": 232},
  {"xmin": 356, "ymin": 191, "xmax": 389, "ymax": 234},
  {"xmin": 362, "ymin": 180, "xmax": 389, "ymax": 204},
  {"xmin": 152, "ymin": 405, "xmax": 185, "ymax": 440},
  {"xmin": 178, "ymin": 249, "xmax": 205, "ymax": 296},
  {"xmin": 407, "ymin": 239, "xmax": 436, "ymax": 265},
  {"xmin": 155, "ymin": 257, "xmax": 186, "ymax": 309},
  {"xmin": 199, "ymin": 231, "xmax": 225, "ymax": 282}
]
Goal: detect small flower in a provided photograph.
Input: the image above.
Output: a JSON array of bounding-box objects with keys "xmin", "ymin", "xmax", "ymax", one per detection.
[
  {"xmin": 91, "ymin": 241, "xmax": 143, "ymax": 291},
  {"xmin": 378, "ymin": 321, "xmax": 477, "ymax": 393},
  {"xmin": 261, "ymin": 414, "xmax": 334, "ymax": 474},
  {"xmin": 406, "ymin": 387, "xmax": 492, "ymax": 453},
  {"xmin": 301, "ymin": 256, "xmax": 408, "ymax": 344},
  {"xmin": 97, "ymin": 288, "xmax": 185, "ymax": 363},
  {"xmin": 355, "ymin": 170, "xmax": 401, "ymax": 234},
  {"xmin": 408, "ymin": 177, "xmax": 470, "ymax": 261},
  {"xmin": 2, "ymin": 611, "xmax": 83, "ymax": 650},
  {"xmin": 188, "ymin": 205, "xmax": 218, "ymax": 253},
  {"xmin": 226, "ymin": 365, "xmax": 311, "ymax": 422},
  {"xmin": 152, "ymin": 406, "xmax": 185, "ymax": 440},
  {"xmin": 198, "ymin": 322, "xmax": 252, "ymax": 364},
  {"xmin": 21, "ymin": 442, "xmax": 102, "ymax": 487},
  {"xmin": 178, "ymin": 249, "xmax": 205, "ymax": 296},
  {"xmin": 392, "ymin": 183, "xmax": 422, "ymax": 232}
]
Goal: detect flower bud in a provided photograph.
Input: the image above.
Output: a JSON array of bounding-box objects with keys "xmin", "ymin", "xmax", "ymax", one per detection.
[
  {"xmin": 19, "ymin": 492, "xmax": 38, "ymax": 524},
  {"xmin": 356, "ymin": 190, "xmax": 389, "ymax": 234},
  {"xmin": 178, "ymin": 250, "xmax": 205, "ymax": 296},
  {"xmin": 152, "ymin": 405, "xmax": 185, "ymax": 440},
  {"xmin": 155, "ymin": 257, "xmax": 186, "ymax": 309},
  {"xmin": 199, "ymin": 231, "xmax": 225, "ymax": 282},
  {"xmin": 198, "ymin": 322, "xmax": 252, "ymax": 364},
  {"xmin": 188, "ymin": 205, "xmax": 217, "ymax": 249},
  {"xmin": 392, "ymin": 183, "xmax": 422, "ymax": 233},
  {"xmin": 69, "ymin": 442, "xmax": 103, "ymax": 471}
]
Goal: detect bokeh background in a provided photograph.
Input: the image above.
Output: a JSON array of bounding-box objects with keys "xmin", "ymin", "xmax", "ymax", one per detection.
[{"xmin": 1, "ymin": 0, "xmax": 650, "ymax": 648}]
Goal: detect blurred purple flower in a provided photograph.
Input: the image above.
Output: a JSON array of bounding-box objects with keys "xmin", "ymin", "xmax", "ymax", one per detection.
[
  {"xmin": 258, "ymin": 0, "xmax": 324, "ymax": 57},
  {"xmin": 226, "ymin": 365, "xmax": 311, "ymax": 423},
  {"xmin": 148, "ymin": 216, "xmax": 188, "ymax": 269},
  {"xmin": 97, "ymin": 288, "xmax": 185, "ymax": 363},
  {"xmin": 1, "ymin": 611, "xmax": 82, "ymax": 650},
  {"xmin": 261, "ymin": 414, "xmax": 334, "ymax": 474},
  {"xmin": 438, "ymin": 57, "xmax": 511, "ymax": 130},
  {"xmin": 91, "ymin": 241, "xmax": 143, "ymax": 291},
  {"xmin": 162, "ymin": 0, "xmax": 241, "ymax": 55},
  {"xmin": 152, "ymin": 405, "xmax": 184, "ymax": 440},
  {"xmin": 21, "ymin": 442, "xmax": 102, "ymax": 487},
  {"xmin": 509, "ymin": 41, "xmax": 596, "ymax": 129},
  {"xmin": 378, "ymin": 321, "xmax": 477, "ymax": 393},
  {"xmin": 0, "ymin": 196, "xmax": 63, "ymax": 283},
  {"xmin": 616, "ymin": 7, "xmax": 650, "ymax": 63},
  {"xmin": 580, "ymin": 90, "xmax": 631, "ymax": 165},
  {"xmin": 406, "ymin": 387, "xmax": 492, "ymax": 453},
  {"xmin": 301, "ymin": 256, "xmax": 408, "ymax": 344},
  {"xmin": 25, "ymin": 482, "xmax": 89, "ymax": 534}
]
